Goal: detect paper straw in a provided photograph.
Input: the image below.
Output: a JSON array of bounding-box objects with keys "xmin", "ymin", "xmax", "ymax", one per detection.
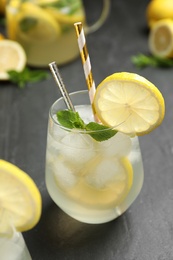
[
  {"xmin": 49, "ymin": 62, "xmax": 75, "ymax": 111},
  {"xmin": 74, "ymin": 22, "xmax": 98, "ymax": 121}
]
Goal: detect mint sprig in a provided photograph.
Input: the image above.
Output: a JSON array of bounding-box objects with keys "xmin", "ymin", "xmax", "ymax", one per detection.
[
  {"xmin": 57, "ymin": 110, "xmax": 117, "ymax": 142},
  {"xmin": 7, "ymin": 67, "xmax": 49, "ymax": 88},
  {"xmin": 56, "ymin": 110, "xmax": 86, "ymax": 129},
  {"xmin": 131, "ymin": 53, "xmax": 173, "ymax": 68}
]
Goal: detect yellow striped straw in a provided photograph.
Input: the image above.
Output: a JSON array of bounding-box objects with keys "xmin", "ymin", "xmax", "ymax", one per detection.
[{"xmin": 74, "ymin": 22, "xmax": 98, "ymax": 121}]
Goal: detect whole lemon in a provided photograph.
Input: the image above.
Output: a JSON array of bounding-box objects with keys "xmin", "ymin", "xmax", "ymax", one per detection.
[{"xmin": 146, "ymin": 0, "xmax": 173, "ymax": 27}]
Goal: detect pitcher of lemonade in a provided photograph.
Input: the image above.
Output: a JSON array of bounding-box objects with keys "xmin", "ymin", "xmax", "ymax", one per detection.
[{"xmin": 6, "ymin": 0, "xmax": 110, "ymax": 67}]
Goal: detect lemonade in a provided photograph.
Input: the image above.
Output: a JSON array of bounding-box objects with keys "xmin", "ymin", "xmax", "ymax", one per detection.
[
  {"xmin": 0, "ymin": 231, "xmax": 32, "ymax": 260},
  {"xmin": 45, "ymin": 91, "xmax": 144, "ymax": 224},
  {"xmin": 45, "ymin": 70, "xmax": 165, "ymax": 224},
  {"xmin": 6, "ymin": 0, "xmax": 86, "ymax": 67}
]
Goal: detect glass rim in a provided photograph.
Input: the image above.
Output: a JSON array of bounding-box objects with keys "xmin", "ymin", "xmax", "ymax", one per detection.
[{"xmin": 49, "ymin": 90, "xmax": 119, "ymax": 134}]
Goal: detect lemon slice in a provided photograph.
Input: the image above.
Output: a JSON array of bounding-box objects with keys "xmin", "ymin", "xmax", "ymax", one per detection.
[
  {"xmin": 36, "ymin": 0, "xmax": 57, "ymax": 4},
  {"xmin": 46, "ymin": 8, "xmax": 85, "ymax": 24},
  {"xmin": 0, "ymin": 40, "xmax": 26, "ymax": 80},
  {"xmin": 66, "ymin": 157, "xmax": 133, "ymax": 208},
  {"xmin": 45, "ymin": 1, "xmax": 85, "ymax": 25},
  {"xmin": 149, "ymin": 19, "xmax": 173, "ymax": 58},
  {"xmin": 0, "ymin": 160, "xmax": 42, "ymax": 236},
  {"xmin": 16, "ymin": 2, "xmax": 60, "ymax": 43},
  {"xmin": 6, "ymin": 0, "xmax": 21, "ymax": 40},
  {"xmin": 93, "ymin": 72, "xmax": 165, "ymax": 136}
]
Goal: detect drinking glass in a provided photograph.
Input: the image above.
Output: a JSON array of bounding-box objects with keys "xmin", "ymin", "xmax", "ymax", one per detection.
[
  {"xmin": 6, "ymin": 0, "xmax": 111, "ymax": 67},
  {"xmin": 0, "ymin": 230, "xmax": 32, "ymax": 260},
  {"xmin": 45, "ymin": 90, "xmax": 144, "ymax": 224}
]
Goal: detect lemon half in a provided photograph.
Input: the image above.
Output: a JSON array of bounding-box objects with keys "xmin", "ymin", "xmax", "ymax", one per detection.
[
  {"xmin": 0, "ymin": 40, "xmax": 26, "ymax": 80},
  {"xmin": 0, "ymin": 160, "xmax": 42, "ymax": 236},
  {"xmin": 94, "ymin": 72, "xmax": 165, "ymax": 136},
  {"xmin": 149, "ymin": 19, "xmax": 173, "ymax": 58}
]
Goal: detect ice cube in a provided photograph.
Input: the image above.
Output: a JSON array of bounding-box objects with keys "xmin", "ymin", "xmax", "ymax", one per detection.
[
  {"xmin": 60, "ymin": 131, "xmax": 96, "ymax": 164},
  {"xmin": 49, "ymin": 114, "xmax": 68, "ymax": 141},
  {"xmin": 75, "ymin": 105, "xmax": 94, "ymax": 123},
  {"xmin": 53, "ymin": 158, "xmax": 77, "ymax": 188},
  {"xmin": 128, "ymin": 136, "xmax": 141, "ymax": 164},
  {"xmin": 86, "ymin": 158, "xmax": 126, "ymax": 189},
  {"xmin": 0, "ymin": 232, "xmax": 31, "ymax": 260},
  {"xmin": 96, "ymin": 132, "xmax": 132, "ymax": 157}
]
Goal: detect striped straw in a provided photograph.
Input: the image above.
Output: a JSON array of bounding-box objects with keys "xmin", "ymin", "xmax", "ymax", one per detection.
[{"xmin": 74, "ymin": 22, "xmax": 98, "ymax": 121}]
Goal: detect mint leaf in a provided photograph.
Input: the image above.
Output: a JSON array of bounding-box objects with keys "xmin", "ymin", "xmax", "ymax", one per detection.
[
  {"xmin": 57, "ymin": 110, "xmax": 117, "ymax": 142},
  {"xmin": 131, "ymin": 53, "xmax": 173, "ymax": 68},
  {"xmin": 86, "ymin": 122, "xmax": 117, "ymax": 142},
  {"xmin": 57, "ymin": 110, "xmax": 86, "ymax": 129},
  {"xmin": 19, "ymin": 17, "xmax": 37, "ymax": 32},
  {"xmin": 40, "ymin": 0, "xmax": 81, "ymax": 15},
  {"xmin": 7, "ymin": 67, "xmax": 49, "ymax": 88},
  {"xmin": 0, "ymin": 17, "xmax": 5, "ymax": 26}
]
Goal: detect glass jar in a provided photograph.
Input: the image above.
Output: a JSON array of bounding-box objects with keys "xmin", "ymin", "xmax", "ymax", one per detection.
[{"xmin": 6, "ymin": 0, "xmax": 110, "ymax": 67}]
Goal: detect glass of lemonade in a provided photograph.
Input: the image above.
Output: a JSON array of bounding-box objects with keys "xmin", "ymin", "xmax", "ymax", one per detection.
[
  {"xmin": 6, "ymin": 0, "xmax": 110, "ymax": 67},
  {"xmin": 45, "ymin": 90, "xmax": 144, "ymax": 224},
  {"xmin": 0, "ymin": 231, "xmax": 32, "ymax": 260}
]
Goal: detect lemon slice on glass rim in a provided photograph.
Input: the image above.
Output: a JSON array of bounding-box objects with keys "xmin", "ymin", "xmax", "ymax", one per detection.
[
  {"xmin": 0, "ymin": 160, "xmax": 42, "ymax": 237},
  {"xmin": 0, "ymin": 39, "xmax": 26, "ymax": 80},
  {"xmin": 93, "ymin": 72, "xmax": 165, "ymax": 136}
]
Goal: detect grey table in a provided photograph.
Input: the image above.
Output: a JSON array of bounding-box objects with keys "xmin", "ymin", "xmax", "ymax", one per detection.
[{"xmin": 1, "ymin": 0, "xmax": 173, "ymax": 259}]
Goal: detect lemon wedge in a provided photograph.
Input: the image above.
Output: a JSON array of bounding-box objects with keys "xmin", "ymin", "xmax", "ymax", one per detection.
[
  {"xmin": 0, "ymin": 160, "xmax": 42, "ymax": 236},
  {"xmin": 93, "ymin": 72, "xmax": 165, "ymax": 136},
  {"xmin": 0, "ymin": 40, "xmax": 26, "ymax": 80},
  {"xmin": 149, "ymin": 19, "xmax": 173, "ymax": 58},
  {"xmin": 16, "ymin": 2, "xmax": 61, "ymax": 43}
]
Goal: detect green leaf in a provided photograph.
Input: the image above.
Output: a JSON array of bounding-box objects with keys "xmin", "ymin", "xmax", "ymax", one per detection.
[
  {"xmin": 7, "ymin": 67, "xmax": 49, "ymax": 88},
  {"xmin": 19, "ymin": 17, "xmax": 37, "ymax": 32},
  {"xmin": 57, "ymin": 110, "xmax": 86, "ymax": 129},
  {"xmin": 0, "ymin": 17, "xmax": 5, "ymax": 26},
  {"xmin": 39, "ymin": 0, "xmax": 81, "ymax": 15},
  {"xmin": 131, "ymin": 53, "xmax": 173, "ymax": 68},
  {"xmin": 56, "ymin": 110, "xmax": 117, "ymax": 142},
  {"xmin": 86, "ymin": 122, "xmax": 117, "ymax": 142}
]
